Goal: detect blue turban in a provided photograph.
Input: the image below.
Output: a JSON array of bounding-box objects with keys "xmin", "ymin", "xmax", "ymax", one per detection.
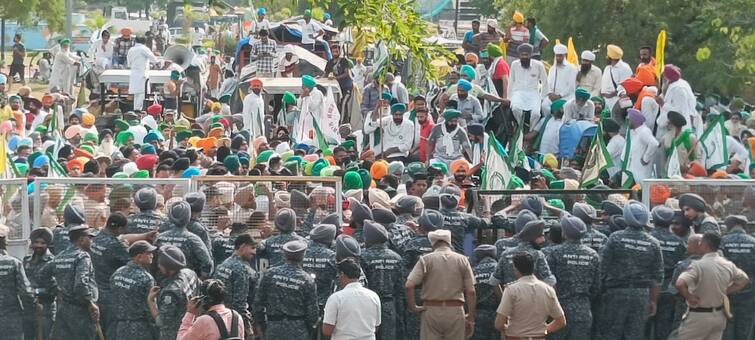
[
  {"xmin": 457, "ymin": 79, "xmax": 473, "ymax": 92},
  {"xmin": 32, "ymin": 155, "xmax": 50, "ymax": 169}
]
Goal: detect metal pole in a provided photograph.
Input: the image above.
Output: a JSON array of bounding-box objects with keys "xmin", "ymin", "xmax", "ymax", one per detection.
[
  {"xmin": 65, "ymin": 0, "xmax": 73, "ymax": 38},
  {"xmin": 1, "ymin": 18, "xmax": 5, "ymax": 61},
  {"xmin": 454, "ymin": 0, "xmax": 460, "ymax": 37}
]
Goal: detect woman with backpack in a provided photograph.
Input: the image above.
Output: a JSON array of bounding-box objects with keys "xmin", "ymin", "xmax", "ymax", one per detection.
[{"xmin": 177, "ymin": 279, "xmax": 245, "ymax": 340}]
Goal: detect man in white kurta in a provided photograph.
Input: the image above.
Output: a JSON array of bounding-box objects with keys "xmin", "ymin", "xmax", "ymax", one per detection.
[
  {"xmin": 363, "ymin": 102, "xmax": 415, "ymax": 160},
  {"xmin": 725, "ymin": 135, "xmax": 750, "ymax": 173},
  {"xmin": 577, "ymin": 50, "xmax": 602, "ymax": 97},
  {"xmin": 294, "ymin": 75, "xmax": 325, "ymax": 144},
  {"xmin": 563, "ymin": 88, "xmax": 595, "ymax": 123},
  {"xmin": 604, "ymin": 119, "xmax": 626, "ymax": 177},
  {"xmin": 242, "ymin": 78, "xmax": 266, "ymax": 138},
  {"xmin": 49, "ymin": 39, "xmax": 80, "ymax": 95},
  {"xmin": 657, "ymin": 65, "xmax": 699, "ymax": 138},
  {"xmin": 508, "ymin": 43, "xmax": 547, "ymax": 130},
  {"xmin": 127, "ymin": 37, "xmax": 158, "ymax": 111},
  {"xmin": 541, "ymin": 44, "xmax": 578, "ymax": 117},
  {"xmin": 600, "ymin": 44, "xmax": 633, "ymax": 111},
  {"xmin": 621, "ymin": 109, "xmax": 659, "ymax": 185},
  {"xmin": 637, "ymin": 86, "xmax": 659, "ymax": 134},
  {"xmin": 89, "ymin": 30, "xmax": 114, "ymax": 73}
]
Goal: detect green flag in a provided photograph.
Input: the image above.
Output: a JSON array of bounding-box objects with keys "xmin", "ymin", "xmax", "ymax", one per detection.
[
  {"xmin": 311, "ymin": 115, "xmax": 330, "ymax": 151},
  {"xmin": 700, "ymin": 114, "xmax": 728, "ymax": 171},
  {"xmin": 482, "ymin": 133, "xmax": 513, "ymax": 190},
  {"xmin": 580, "ymin": 122, "xmax": 613, "ymax": 188}
]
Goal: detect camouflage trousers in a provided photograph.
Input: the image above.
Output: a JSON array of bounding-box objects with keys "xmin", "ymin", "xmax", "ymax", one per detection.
[
  {"xmin": 723, "ymin": 292, "xmax": 755, "ymax": 340},
  {"xmin": 548, "ymin": 298, "xmax": 592, "ymax": 340},
  {"xmin": 23, "ymin": 301, "xmax": 55, "ymax": 340},
  {"xmin": 111, "ymin": 319, "xmax": 159, "ymax": 340},
  {"xmin": 471, "ymin": 307, "xmax": 498, "ymax": 340},
  {"xmin": 98, "ymin": 290, "xmax": 117, "ymax": 339},
  {"xmin": 53, "ymin": 302, "xmax": 96, "ymax": 340},
  {"xmin": 377, "ymin": 301, "xmax": 396, "ymax": 340},
  {"xmin": 266, "ymin": 319, "xmax": 311, "ymax": 339},
  {"xmin": 0, "ymin": 309, "xmax": 25, "ymax": 340},
  {"xmin": 647, "ymin": 292, "xmax": 676, "ymax": 340},
  {"xmin": 595, "ymin": 288, "xmax": 650, "ymax": 340}
]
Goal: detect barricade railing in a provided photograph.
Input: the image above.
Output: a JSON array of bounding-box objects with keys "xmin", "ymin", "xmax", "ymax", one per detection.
[
  {"xmin": 32, "ymin": 177, "xmax": 191, "ymax": 230},
  {"xmin": 0, "ymin": 178, "xmax": 31, "ymax": 259},
  {"xmin": 641, "ymin": 179, "xmax": 755, "ymax": 223},
  {"xmin": 190, "ymin": 176, "xmax": 343, "ymax": 235},
  {"xmin": 474, "ymin": 188, "xmax": 635, "ymax": 244}
]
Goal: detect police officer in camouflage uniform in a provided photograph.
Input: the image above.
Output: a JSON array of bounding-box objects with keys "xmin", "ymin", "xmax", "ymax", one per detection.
[
  {"xmin": 402, "ymin": 209, "xmax": 442, "ymax": 340},
  {"xmin": 721, "ymin": 215, "xmax": 755, "ymax": 340},
  {"xmin": 214, "ymin": 233, "xmax": 258, "ymax": 336},
  {"xmin": 546, "ymin": 213, "xmax": 601, "ymax": 340},
  {"xmin": 258, "ymin": 208, "xmax": 305, "ymax": 268},
  {"xmin": 23, "ymin": 228, "xmax": 56, "ymax": 340},
  {"xmin": 595, "ymin": 200, "xmax": 664, "ymax": 340},
  {"xmin": 51, "ymin": 203, "xmax": 87, "ymax": 255},
  {"xmin": 361, "ymin": 220, "xmax": 405, "ymax": 340},
  {"xmin": 490, "ymin": 219, "xmax": 556, "ymax": 287},
  {"xmin": 596, "ymin": 199, "xmax": 625, "ymax": 236},
  {"xmin": 128, "ymin": 187, "xmax": 171, "ymax": 234},
  {"xmin": 39, "ymin": 224, "xmax": 100, "ymax": 340},
  {"xmin": 494, "ymin": 209, "xmax": 538, "ymax": 258},
  {"xmin": 110, "ymin": 241, "xmax": 159, "ymax": 339},
  {"xmin": 471, "ymin": 244, "xmax": 499, "ymax": 340},
  {"xmin": 148, "ymin": 245, "xmax": 199, "ymax": 340},
  {"xmin": 185, "ymin": 191, "xmax": 213, "ymax": 252},
  {"xmin": 679, "ymin": 193, "xmax": 721, "ymax": 234},
  {"xmin": 302, "ymin": 224, "xmax": 337, "ymax": 312},
  {"xmin": 648, "ymin": 206, "xmax": 686, "ymax": 340},
  {"xmin": 348, "ymin": 197, "xmax": 373, "ymax": 245},
  {"xmin": 212, "ymin": 222, "xmax": 248, "ymax": 264},
  {"xmin": 572, "ymin": 203, "xmax": 608, "ymax": 254},
  {"xmin": 667, "ymin": 233, "xmax": 704, "ymax": 334},
  {"xmin": 0, "ymin": 224, "xmax": 36, "ymax": 340},
  {"xmin": 91, "ymin": 212, "xmax": 131, "ymax": 334},
  {"xmin": 156, "ymin": 200, "xmax": 213, "ymax": 278},
  {"xmin": 395, "ymin": 195, "xmax": 423, "ymax": 226},
  {"xmin": 292, "ymin": 189, "xmax": 315, "ymax": 237},
  {"xmin": 253, "ymin": 240, "xmax": 320, "ymax": 339},
  {"xmin": 439, "ymin": 185, "xmax": 481, "ymax": 254}
]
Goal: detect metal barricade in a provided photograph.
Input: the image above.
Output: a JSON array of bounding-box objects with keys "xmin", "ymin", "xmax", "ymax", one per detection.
[
  {"xmin": 0, "ymin": 179, "xmax": 31, "ymax": 259},
  {"xmin": 475, "ymin": 188, "xmax": 635, "ymax": 244},
  {"xmin": 32, "ymin": 178, "xmax": 191, "ymax": 230},
  {"xmin": 641, "ymin": 179, "xmax": 755, "ymax": 224},
  {"xmin": 190, "ymin": 176, "xmax": 343, "ymax": 235}
]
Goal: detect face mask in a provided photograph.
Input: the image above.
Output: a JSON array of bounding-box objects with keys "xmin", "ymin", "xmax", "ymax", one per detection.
[
  {"xmin": 520, "ymin": 58, "xmax": 531, "ymax": 68},
  {"xmin": 580, "ymin": 63, "xmax": 591, "ymax": 73}
]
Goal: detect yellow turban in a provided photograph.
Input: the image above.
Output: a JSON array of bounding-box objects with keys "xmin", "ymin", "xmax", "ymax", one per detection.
[
  {"xmin": 188, "ymin": 136, "xmax": 201, "ymax": 147},
  {"xmin": 211, "ymin": 102, "xmax": 221, "ymax": 111},
  {"xmin": 607, "ymin": 44, "xmax": 623, "ymax": 60},
  {"xmin": 513, "ymin": 11, "xmax": 525, "ymax": 24},
  {"xmin": 543, "ymin": 153, "xmax": 558, "ymax": 170},
  {"xmin": 82, "ymin": 113, "xmax": 95, "ymax": 126}
]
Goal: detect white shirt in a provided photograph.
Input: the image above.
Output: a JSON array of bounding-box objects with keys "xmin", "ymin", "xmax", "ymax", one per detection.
[
  {"xmin": 297, "ymin": 19, "xmax": 323, "ymax": 45},
  {"xmin": 253, "ymin": 19, "xmax": 271, "ymax": 33},
  {"xmin": 363, "ymin": 116, "xmax": 415, "ymax": 157},
  {"xmin": 577, "ymin": 65, "xmax": 603, "ymax": 97},
  {"xmin": 545, "ymin": 62, "xmax": 578, "ymax": 99},
  {"xmin": 727, "ymin": 135, "xmax": 750, "ymax": 172},
  {"xmin": 323, "ymin": 282, "xmax": 381, "ymax": 340},
  {"xmin": 621, "ymin": 125, "xmax": 659, "ymax": 184},
  {"xmin": 89, "ymin": 39, "xmax": 114, "ymax": 67},
  {"xmin": 563, "ymin": 99, "xmax": 595, "ymax": 123},
  {"xmin": 600, "ymin": 60, "xmax": 632, "ymax": 109},
  {"xmin": 606, "ymin": 134, "xmax": 626, "ymax": 176},
  {"xmin": 191, "ymin": 29, "xmax": 205, "ymax": 46},
  {"xmin": 508, "ymin": 59, "xmax": 548, "ymax": 99},
  {"xmin": 533, "ymin": 117, "xmax": 563, "ymax": 155},
  {"xmin": 659, "ymin": 79, "xmax": 697, "ymax": 138},
  {"xmin": 242, "ymin": 92, "xmax": 265, "ymax": 137},
  {"xmin": 390, "ymin": 81, "xmax": 409, "ymax": 105},
  {"xmin": 640, "ymin": 95, "xmax": 659, "ymax": 133},
  {"xmin": 126, "ymin": 44, "xmax": 158, "ymax": 95}
]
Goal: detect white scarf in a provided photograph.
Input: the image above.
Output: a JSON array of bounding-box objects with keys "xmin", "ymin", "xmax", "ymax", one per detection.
[{"xmin": 441, "ymin": 123, "xmax": 459, "ymax": 157}]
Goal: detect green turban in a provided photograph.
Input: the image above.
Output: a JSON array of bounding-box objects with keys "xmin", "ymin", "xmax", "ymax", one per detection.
[
  {"xmin": 406, "ymin": 162, "xmax": 427, "ymax": 176},
  {"xmin": 548, "ymin": 199, "xmax": 565, "ymax": 210},
  {"xmin": 344, "ymin": 171, "xmax": 363, "ymax": 191},
  {"xmin": 59, "ymin": 38, "xmax": 71, "ymax": 46},
  {"xmin": 507, "ymin": 176, "xmax": 524, "ymax": 189},
  {"xmin": 304, "ymin": 9, "xmax": 312, "ymax": 16},
  {"xmin": 224, "ymin": 155, "xmax": 241, "ymax": 173},
  {"xmin": 112, "ymin": 172, "xmax": 129, "ymax": 179},
  {"xmin": 219, "ymin": 94, "xmax": 231, "ymax": 103},
  {"xmin": 283, "ymin": 91, "xmax": 297, "ymax": 105},
  {"xmin": 340, "ymin": 140, "xmax": 355, "ymax": 150},
  {"xmin": 116, "ymin": 131, "xmax": 134, "ymax": 146},
  {"xmin": 16, "ymin": 163, "xmax": 29, "ymax": 176},
  {"xmin": 381, "ymin": 91, "xmax": 393, "ymax": 101},
  {"xmin": 115, "ymin": 119, "xmax": 130, "ymax": 131},
  {"xmin": 312, "ymin": 159, "xmax": 329, "ymax": 176},
  {"xmin": 302, "ymin": 75, "xmax": 317, "ymax": 88},
  {"xmin": 600, "ymin": 109, "xmax": 612, "ymax": 119},
  {"xmin": 357, "ymin": 169, "xmax": 372, "ymax": 190},
  {"xmin": 430, "ymin": 161, "xmax": 448, "ymax": 175},
  {"xmin": 391, "ymin": 102, "xmax": 407, "ymax": 113},
  {"xmin": 257, "ymin": 150, "xmax": 275, "ymax": 164},
  {"xmin": 591, "ymin": 96, "xmax": 605, "ymax": 107},
  {"xmin": 443, "ymin": 109, "xmax": 461, "ymax": 120},
  {"xmin": 80, "ymin": 144, "xmax": 95, "ymax": 155},
  {"xmin": 549, "ymin": 180, "xmax": 565, "ymax": 189},
  {"xmin": 550, "ymin": 99, "xmax": 567, "ymax": 113},
  {"xmin": 321, "ymin": 165, "xmax": 340, "ymax": 177},
  {"xmin": 487, "ymin": 43, "xmax": 503, "ymax": 57},
  {"xmin": 132, "ymin": 170, "xmax": 150, "ymax": 178},
  {"xmin": 303, "ymin": 161, "xmax": 315, "ymax": 175},
  {"xmin": 538, "ymin": 168, "xmax": 557, "ymax": 182},
  {"xmin": 575, "ymin": 87, "xmax": 591, "ymax": 100},
  {"xmin": 176, "ymin": 130, "xmax": 192, "ymax": 142}
]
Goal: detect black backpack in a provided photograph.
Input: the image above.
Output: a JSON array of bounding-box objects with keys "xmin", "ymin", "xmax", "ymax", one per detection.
[{"xmin": 207, "ymin": 310, "xmax": 242, "ymax": 340}]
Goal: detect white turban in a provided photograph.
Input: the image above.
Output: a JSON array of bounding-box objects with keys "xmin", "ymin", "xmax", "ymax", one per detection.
[
  {"xmin": 553, "ymin": 44, "xmax": 568, "ymax": 55},
  {"xmin": 581, "ymin": 50, "xmax": 596, "ymax": 61}
]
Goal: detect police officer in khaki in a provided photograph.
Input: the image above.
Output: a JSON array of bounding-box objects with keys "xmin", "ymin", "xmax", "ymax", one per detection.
[
  {"xmin": 405, "ymin": 229, "xmax": 477, "ymax": 340},
  {"xmin": 673, "ymin": 232, "xmax": 750, "ymax": 340}
]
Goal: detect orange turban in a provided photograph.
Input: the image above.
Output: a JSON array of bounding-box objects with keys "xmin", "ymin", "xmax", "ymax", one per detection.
[
  {"xmin": 650, "ymin": 185, "xmax": 671, "ymax": 205},
  {"xmin": 250, "ymin": 78, "xmax": 263, "ymax": 89},
  {"xmin": 82, "ymin": 113, "xmax": 95, "ymax": 127},
  {"xmin": 636, "ymin": 65, "xmax": 657, "ymax": 86},
  {"xmin": 710, "ymin": 170, "xmax": 727, "ymax": 179},
  {"xmin": 120, "ymin": 27, "xmax": 133, "ymax": 35},
  {"xmin": 464, "ymin": 53, "xmax": 479, "ymax": 64},
  {"xmin": 66, "ymin": 158, "xmax": 84, "ymax": 172},
  {"xmin": 687, "ymin": 161, "xmax": 707, "ymax": 178},
  {"xmin": 370, "ymin": 160, "xmax": 388, "ymax": 180},
  {"xmin": 42, "ymin": 94, "xmax": 54, "ymax": 106},
  {"xmin": 450, "ymin": 159, "xmax": 471, "ymax": 174},
  {"xmin": 621, "ymin": 77, "xmax": 645, "ymax": 95}
]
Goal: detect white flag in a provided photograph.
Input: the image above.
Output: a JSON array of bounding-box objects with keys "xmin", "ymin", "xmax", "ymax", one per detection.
[
  {"xmin": 483, "ymin": 133, "xmax": 512, "ymax": 190},
  {"xmin": 667, "ymin": 147, "xmax": 682, "ymax": 178},
  {"xmin": 322, "ymin": 87, "xmax": 342, "ymax": 146},
  {"xmin": 700, "ymin": 115, "xmax": 728, "ymax": 171}
]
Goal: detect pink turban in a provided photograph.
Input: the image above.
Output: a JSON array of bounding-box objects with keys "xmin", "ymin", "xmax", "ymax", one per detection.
[{"xmin": 663, "ymin": 64, "xmax": 681, "ymax": 82}]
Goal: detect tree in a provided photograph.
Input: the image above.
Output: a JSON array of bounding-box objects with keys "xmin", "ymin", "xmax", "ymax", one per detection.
[
  {"xmin": 1, "ymin": 0, "xmax": 66, "ymax": 33},
  {"xmin": 492, "ymin": 0, "xmax": 755, "ymax": 98}
]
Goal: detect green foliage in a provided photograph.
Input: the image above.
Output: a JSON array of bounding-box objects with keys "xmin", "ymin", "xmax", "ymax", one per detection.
[
  {"xmin": 1, "ymin": 0, "xmax": 66, "ymax": 34},
  {"xmin": 326, "ymin": 0, "xmax": 453, "ymax": 85},
  {"xmin": 493, "ymin": 0, "xmax": 755, "ymax": 97},
  {"xmin": 84, "ymin": 11, "xmax": 109, "ymax": 31}
]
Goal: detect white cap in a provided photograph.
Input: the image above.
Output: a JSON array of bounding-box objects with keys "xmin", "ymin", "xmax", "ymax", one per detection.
[
  {"xmin": 553, "ymin": 44, "xmax": 567, "ymax": 55},
  {"xmin": 486, "ymin": 19, "xmax": 498, "ymax": 29},
  {"xmin": 580, "ymin": 50, "xmax": 596, "ymax": 61},
  {"xmin": 122, "ymin": 162, "xmax": 139, "ymax": 175}
]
